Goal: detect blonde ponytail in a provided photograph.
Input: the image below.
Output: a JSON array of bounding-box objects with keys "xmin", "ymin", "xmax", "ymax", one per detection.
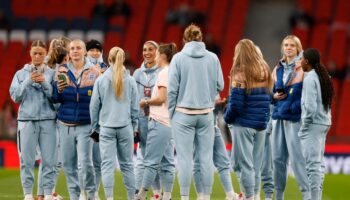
[{"xmin": 109, "ymin": 47, "xmax": 125, "ymax": 99}]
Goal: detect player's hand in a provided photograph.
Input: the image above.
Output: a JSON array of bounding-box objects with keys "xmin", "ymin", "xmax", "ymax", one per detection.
[
  {"xmin": 57, "ymin": 80, "xmax": 68, "ymax": 92},
  {"xmin": 273, "ymin": 92, "xmax": 287, "ymax": 100}
]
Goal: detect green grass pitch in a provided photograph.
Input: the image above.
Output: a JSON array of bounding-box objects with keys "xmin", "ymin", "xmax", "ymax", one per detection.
[{"xmin": 0, "ymin": 169, "xmax": 348, "ymax": 199}]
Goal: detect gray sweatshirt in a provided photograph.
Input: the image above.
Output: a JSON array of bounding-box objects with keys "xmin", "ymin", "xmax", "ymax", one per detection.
[
  {"xmin": 168, "ymin": 41, "xmax": 224, "ymax": 118},
  {"xmin": 301, "ymin": 69, "xmax": 331, "ymax": 126}
]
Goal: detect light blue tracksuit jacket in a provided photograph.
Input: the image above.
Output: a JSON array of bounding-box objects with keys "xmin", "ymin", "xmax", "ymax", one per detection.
[
  {"xmin": 168, "ymin": 41, "xmax": 224, "ymax": 119},
  {"xmin": 10, "ymin": 64, "xmax": 56, "ymax": 120},
  {"xmin": 10, "ymin": 64, "xmax": 57, "ymax": 196},
  {"xmin": 299, "ymin": 69, "xmax": 331, "ymax": 200},
  {"xmin": 168, "ymin": 41, "xmax": 224, "ymax": 196},
  {"xmin": 133, "ymin": 63, "xmax": 161, "ymax": 190},
  {"xmin": 90, "ymin": 67, "xmax": 139, "ymax": 200}
]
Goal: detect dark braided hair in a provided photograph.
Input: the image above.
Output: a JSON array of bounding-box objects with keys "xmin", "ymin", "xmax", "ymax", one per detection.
[{"xmin": 303, "ymin": 48, "xmax": 334, "ymax": 111}]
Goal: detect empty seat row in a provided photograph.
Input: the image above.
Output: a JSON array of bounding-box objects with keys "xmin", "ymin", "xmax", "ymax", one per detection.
[
  {"xmin": 10, "ymin": 16, "xmax": 127, "ymax": 32},
  {"xmin": 0, "ymin": 29, "xmax": 105, "ymax": 46}
]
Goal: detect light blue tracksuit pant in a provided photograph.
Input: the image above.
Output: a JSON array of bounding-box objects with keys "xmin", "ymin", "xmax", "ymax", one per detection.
[
  {"xmin": 141, "ymin": 119, "xmax": 175, "ymax": 192},
  {"xmin": 135, "ymin": 117, "xmax": 148, "ymax": 190},
  {"xmin": 193, "ymin": 126, "xmax": 233, "ymax": 194},
  {"xmin": 58, "ymin": 123, "xmax": 96, "ymax": 200},
  {"xmin": 99, "ymin": 125, "xmax": 135, "ymax": 200},
  {"xmin": 135, "ymin": 116, "xmax": 161, "ymax": 192},
  {"xmin": 17, "ymin": 120, "xmax": 56, "ymax": 196},
  {"xmin": 92, "ymin": 142, "xmax": 102, "ymax": 194},
  {"xmin": 172, "ymin": 111, "xmax": 215, "ymax": 196},
  {"xmin": 271, "ymin": 119, "xmax": 310, "ymax": 200},
  {"xmin": 299, "ymin": 123, "xmax": 329, "ymax": 200},
  {"xmin": 260, "ymin": 130, "xmax": 274, "ymax": 199},
  {"xmin": 229, "ymin": 123, "xmax": 265, "ymax": 198},
  {"xmin": 37, "ymin": 125, "xmax": 62, "ymax": 196},
  {"xmin": 78, "ymin": 142, "xmax": 101, "ymax": 195}
]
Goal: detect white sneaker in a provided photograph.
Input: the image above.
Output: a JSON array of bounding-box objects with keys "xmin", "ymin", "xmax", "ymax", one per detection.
[
  {"xmin": 44, "ymin": 195, "xmax": 53, "ymax": 200},
  {"xmin": 79, "ymin": 192, "xmax": 86, "ymax": 200},
  {"xmin": 197, "ymin": 193, "xmax": 204, "ymax": 200},
  {"xmin": 229, "ymin": 192, "xmax": 245, "ymax": 200},
  {"xmin": 203, "ymin": 195, "xmax": 210, "ymax": 200},
  {"xmin": 265, "ymin": 198, "xmax": 272, "ymax": 200},
  {"xmin": 94, "ymin": 192, "xmax": 100, "ymax": 200},
  {"xmin": 52, "ymin": 193, "xmax": 63, "ymax": 200},
  {"xmin": 24, "ymin": 194, "xmax": 34, "ymax": 200},
  {"xmin": 136, "ymin": 195, "xmax": 146, "ymax": 200},
  {"xmin": 226, "ymin": 192, "xmax": 244, "ymax": 200},
  {"xmin": 254, "ymin": 193, "xmax": 260, "ymax": 200},
  {"xmin": 162, "ymin": 192, "xmax": 171, "ymax": 200},
  {"xmin": 150, "ymin": 194, "xmax": 161, "ymax": 200}
]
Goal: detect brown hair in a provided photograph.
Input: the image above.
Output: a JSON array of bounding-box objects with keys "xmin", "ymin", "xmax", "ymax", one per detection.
[
  {"xmin": 53, "ymin": 46, "xmax": 68, "ymax": 65},
  {"xmin": 183, "ymin": 24, "xmax": 203, "ymax": 43},
  {"xmin": 47, "ymin": 37, "xmax": 72, "ymax": 68},
  {"xmin": 58, "ymin": 36, "xmax": 71, "ymax": 48},
  {"xmin": 158, "ymin": 43, "xmax": 177, "ymax": 63},
  {"xmin": 31, "ymin": 40, "xmax": 46, "ymax": 49}
]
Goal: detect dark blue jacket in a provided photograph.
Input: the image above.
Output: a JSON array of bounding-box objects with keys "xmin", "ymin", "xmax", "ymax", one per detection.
[
  {"xmin": 272, "ymin": 60, "xmax": 304, "ymax": 122},
  {"xmin": 52, "ymin": 62, "xmax": 101, "ymax": 124},
  {"xmin": 224, "ymin": 87, "xmax": 271, "ymax": 130}
]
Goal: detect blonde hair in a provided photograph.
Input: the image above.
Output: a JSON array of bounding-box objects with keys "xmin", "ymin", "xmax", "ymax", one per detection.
[
  {"xmin": 109, "ymin": 47, "xmax": 125, "ymax": 99},
  {"xmin": 183, "ymin": 24, "xmax": 203, "ymax": 43},
  {"xmin": 230, "ymin": 39, "xmax": 272, "ymax": 93},
  {"xmin": 280, "ymin": 35, "xmax": 302, "ymax": 60},
  {"xmin": 70, "ymin": 39, "xmax": 86, "ymax": 50},
  {"xmin": 47, "ymin": 37, "xmax": 71, "ymax": 68}
]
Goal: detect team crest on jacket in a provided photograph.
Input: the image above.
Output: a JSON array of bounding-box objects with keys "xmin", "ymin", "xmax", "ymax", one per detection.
[{"xmin": 88, "ymin": 73, "xmax": 95, "ymax": 81}]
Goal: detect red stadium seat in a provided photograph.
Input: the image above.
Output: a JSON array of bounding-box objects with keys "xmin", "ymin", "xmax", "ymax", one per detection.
[
  {"xmin": 144, "ymin": 0, "xmax": 170, "ymax": 42},
  {"xmin": 334, "ymin": 0, "xmax": 350, "ymax": 23},
  {"xmin": 314, "ymin": 0, "xmax": 334, "ymax": 23},
  {"xmin": 297, "ymin": 0, "xmax": 313, "ymax": 15},
  {"xmin": 309, "ymin": 23, "xmax": 329, "ymax": 62},
  {"xmin": 207, "ymin": 0, "xmax": 229, "ymax": 44},
  {"xmin": 164, "ymin": 25, "xmax": 183, "ymax": 48},
  {"xmin": 192, "ymin": 0, "xmax": 210, "ymax": 13},
  {"xmin": 328, "ymin": 28, "xmax": 347, "ymax": 69},
  {"xmin": 327, "ymin": 79, "xmax": 341, "ymax": 138},
  {"xmin": 335, "ymin": 80, "xmax": 350, "ymax": 136},
  {"xmin": 292, "ymin": 27, "xmax": 310, "ymax": 48},
  {"xmin": 104, "ymin": 31, "xmax": 123, "ymax": 54}
]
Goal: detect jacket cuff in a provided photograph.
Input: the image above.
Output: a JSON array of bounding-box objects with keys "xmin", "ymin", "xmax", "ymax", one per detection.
[
  {"xmin": 24, "ymin": 77, "xmax": 34, "ymax": 87},
  {"xmin": 92, "ymin": 127, "xmax": 100, "ymax": 134},
  {"xmin": 133, "ymin": 123, "xmax": 138, "ymax": 132},
  {"xmin": 41, "ymin": 81, "xmax": 50, "ymax": 90}
]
